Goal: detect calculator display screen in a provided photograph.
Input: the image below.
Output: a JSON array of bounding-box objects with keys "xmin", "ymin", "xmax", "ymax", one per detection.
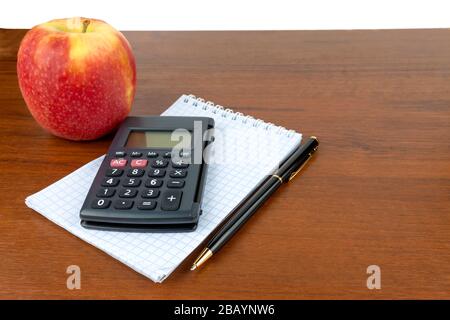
[{"xmin": 125, "ymin": 130, "xmax": 191, "ymax": 148}]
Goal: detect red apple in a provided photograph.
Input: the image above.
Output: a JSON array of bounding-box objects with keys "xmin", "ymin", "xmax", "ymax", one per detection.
[{"xmin": 17, "ymin": 17, "xmax": 136, "ymax": 140}]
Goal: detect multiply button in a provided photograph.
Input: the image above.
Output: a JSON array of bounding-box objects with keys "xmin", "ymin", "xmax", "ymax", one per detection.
[
  {"xmin": 131, "ymin": 159, "xmax": 148, "ymax": 168},
  {"xmin": 110, "ymin": 159, "xmax": 127, "ymax": 168},
  {"xmin": 161, "ymin": 190, "xmax": 182, "ymax": 211},
  {"xmin": 169, "ymin": 169, "xmax": 187, "ymax": 178}
]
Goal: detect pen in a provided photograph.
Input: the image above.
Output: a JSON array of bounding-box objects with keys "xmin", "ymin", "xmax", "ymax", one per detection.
[{"xmin": 190, "ymin": 136, "xmax": 319, "ymax": 270}]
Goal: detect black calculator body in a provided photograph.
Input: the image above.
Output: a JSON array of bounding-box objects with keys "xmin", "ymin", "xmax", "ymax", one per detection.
[{"xmin": 80, "ymin": 116, "xmax": 214, "ymax": 232}]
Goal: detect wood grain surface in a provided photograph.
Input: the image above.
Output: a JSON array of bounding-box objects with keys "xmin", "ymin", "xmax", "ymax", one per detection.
[{"xmin": 0, "ymin": 28, "xmax": 449, "ymax": 299}]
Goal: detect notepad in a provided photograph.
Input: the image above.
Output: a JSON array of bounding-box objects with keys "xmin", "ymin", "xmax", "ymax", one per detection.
[{"xmin": 25, "ymin": 94, "xmax": 302, "ymax": 282}]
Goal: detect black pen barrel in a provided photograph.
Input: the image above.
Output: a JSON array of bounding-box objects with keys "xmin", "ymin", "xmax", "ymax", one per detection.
[
  {"xmin": 206, "ymin": 136, "xmax": 319, "ymax": 255},
  {"xmin": 209, "ymin": 179, "xmax": 282, "ymax": 253}
]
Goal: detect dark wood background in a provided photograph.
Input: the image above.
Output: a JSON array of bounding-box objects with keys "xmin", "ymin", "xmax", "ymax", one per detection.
[{"xmin": 0, "ymin": 28, "xmax": 449, "ymax": 299}]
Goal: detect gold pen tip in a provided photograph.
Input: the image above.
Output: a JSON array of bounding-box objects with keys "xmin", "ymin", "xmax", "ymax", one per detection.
[{"xmin": 190, "ymin": 264, "xmax": 197, "ymax": 271}]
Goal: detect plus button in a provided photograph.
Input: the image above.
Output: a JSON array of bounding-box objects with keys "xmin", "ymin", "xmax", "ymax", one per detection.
[{"xmin": 161, "ymin": 190, "xmax": 182, "ymax": 211}]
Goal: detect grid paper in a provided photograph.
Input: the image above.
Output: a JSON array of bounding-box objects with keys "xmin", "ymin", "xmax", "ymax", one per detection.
[{"xmin": 25, "ymin": 94, "xmax": 302, "ymax": 283}]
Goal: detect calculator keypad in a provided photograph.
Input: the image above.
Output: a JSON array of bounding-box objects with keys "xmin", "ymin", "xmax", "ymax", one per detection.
[{"xmin": 92, "ymin": 151, "xmax": 190, "ymax": 212}]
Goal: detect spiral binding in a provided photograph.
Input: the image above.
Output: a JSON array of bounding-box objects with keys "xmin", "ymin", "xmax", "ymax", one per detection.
[{"xmin": 184, "ymin": 94, "xmax": 295, "ymax": 138}]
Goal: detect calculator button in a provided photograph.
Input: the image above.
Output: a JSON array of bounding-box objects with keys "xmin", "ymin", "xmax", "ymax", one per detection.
[
  {"xmin": 179, "ymin": 149, "xmax": 191, "ymax": 158},
  {"xmin": 110, "ymin": 159, "xmax": 127, "ymax": 168},
  {"xmin": 172, "ymin": 159, "xmax": 189, "ymax": 168},
  {"xmin": 151, "ymin": 159, "xmax": 168, "ymax": 168},
  {"xmin": 115, "ymin": 151, "xmax": 126, "ymax": 157},
  {"xmin": 106, "ymin": 168, "xmax": 123, "ymax": 177},
  {"xmin": 102, "ymin": 177, "xmax": 120, "ymax": 187},
  {"xmin": 147, "ymin": 151, "xmax": 158, "ymax": 158},
  {"xmin": 163, "ymin": 151, "xmax": 172, "ymax": 158},
  {"xmin": 137, "ymin": 200, "xmax": 157, "ymax": 210},
  {"xmin": 148, "ymin": 168, "xmax": 166, "ymax": 177},
  {"xmin": 141, "ymin": 189, "xmax": 160, "ymax": 198},
  {"xmin": 96, "ymin": 188, "xmax": 115, "ymax": 198},
  {"xmin": 122, "ymin": 178, "xmax": 141, "ymax": 187},
  {"xmin": 131, "ymin": 159, "xmax": 148, "ymax": 168},
  {"xmin": 91, "ymin": 199, "xmax": 111, "ymax": 209},
  {"xmin": 167, "ymin": 179, "xmax": 185, "ymax": 188},
  {"xmin": 114, "ymin": 200, "xmax": 134, "ymax": 210},
  {"xmin": 127, "ymin": 168, "xmax": 145, "ymax": 177},
  {"xmin": 161, "ymin": 190, "xmax": 182, "ymax": 211},
  {"xmin": 130, "ymin": 151, "xmax": 142, "ymax": 157},
  {"xmin": 145, "ymin": 178, "xmax": 163, "ymax": 188},
  {"xmin": 118, "ymin": 188, "xmax": 138, "ymax": 198},
  {"xmin": 169, "ymin": 169, "xmax": 187, "ymax": 178}
]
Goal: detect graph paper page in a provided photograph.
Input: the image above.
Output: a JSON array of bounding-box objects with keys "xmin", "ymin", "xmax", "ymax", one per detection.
[{"xmin": 25, "ymin": 94, "xmax": 302, "ymax": 282}]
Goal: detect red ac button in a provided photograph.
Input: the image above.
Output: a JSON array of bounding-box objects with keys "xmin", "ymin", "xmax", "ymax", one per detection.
[
  {"xmin": 110, "ymin": 158, "xmax": 127, "ymax": 168},
  {"xmin": 131, "ymin": 159, "xmax": 148, "ymax": 168}
]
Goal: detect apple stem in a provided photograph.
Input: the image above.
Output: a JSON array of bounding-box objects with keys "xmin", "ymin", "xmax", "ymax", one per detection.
[{"xmin": 82, "ymin": 19, "xmax": 90, "ymax": 33}]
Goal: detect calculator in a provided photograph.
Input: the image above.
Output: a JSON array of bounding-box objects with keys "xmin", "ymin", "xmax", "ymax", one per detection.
[{"xmin": 79, "ymin": 116, "xmax": 214, "ymax": 232}]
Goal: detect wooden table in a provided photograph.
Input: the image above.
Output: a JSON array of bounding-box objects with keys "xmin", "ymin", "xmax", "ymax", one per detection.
[{"xmin": 0, "ymin": 29, "xmax": 449, "ymax": 299}]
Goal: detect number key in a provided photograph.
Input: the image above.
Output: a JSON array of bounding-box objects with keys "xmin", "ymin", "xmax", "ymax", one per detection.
[
  {"xmin": 145, "ymin": 178, "xmax": 163, "ymax": 188},
  {"xmin": 91, "ymin": 199, "xmax": 111, "ymax": 209},
  {"xmin": 96, "ymin": 188, "xmax": 115, "ymax": 198},
  {"xmin": 141, "ymin": 188, "xmax": 160, "ymax": 198},
  {"xmin": 106, "ymin": 168, "xmax": 123, "ymax": 177},
  {"xmin": 122, "ymin": 178, "xmax": 141, "ymax": 187},
  {"xmin": 148, "ymin": 168, "xmax": 165, "ymax": 177},
  {"xmin": 102, "ymin": 177, "xmax": 119, "ymax": 187},
  {"xmin": 127, "ymin": 168, "xmax": 144, "ymax": 177},
  {"xmin": 119, "ymin": 188, "xmax": 138, "ymax": 198}
]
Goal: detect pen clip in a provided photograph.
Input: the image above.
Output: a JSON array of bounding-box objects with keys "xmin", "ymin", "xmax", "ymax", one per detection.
[{"xmin": 288, "ymin": 146, "xmax": 318, "ymax": 182}]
